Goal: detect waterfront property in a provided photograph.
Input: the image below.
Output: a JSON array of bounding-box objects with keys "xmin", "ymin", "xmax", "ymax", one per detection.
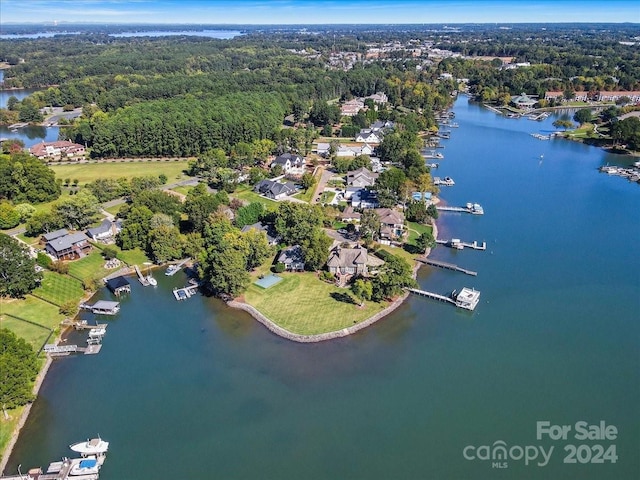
[
  {"xmin": 326, "ymin": 246, "xmax": 370, "ymax": 276},
  {"xmin": 86, "ymin": 219, "xmax": 121, "ymax": 242},
  {"xmin": 44, "ymin": 230, "xmax": 92, "ymax": 260},
  {"xmin": 277, "ymin": 245, "xmax": 305, "ymax": 271},
  {"xmin": 29, "ymin": 140, "xmax": 86, "ymax": 161}
]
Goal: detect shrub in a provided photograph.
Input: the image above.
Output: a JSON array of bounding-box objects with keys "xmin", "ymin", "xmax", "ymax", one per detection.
[
  {"xmin": 59, "ymin": 300, "xmax": 78, "ymax": 317},
  {"xmin": 49, "ymin": 260, "xmax": 69, "ymax": 274},
  {"xmin": 102, "ymin": 246, "xmax": 118, "ymax": 260},
  {"xmin": 273, "ymin": 262, "xmax": 286, "ymax": 273},
  {"xmin": 36, "ymin": 252, "xmax": 53, "ymax": 269}
]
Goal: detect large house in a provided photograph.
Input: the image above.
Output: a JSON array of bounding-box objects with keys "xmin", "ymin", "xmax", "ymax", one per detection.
[
  {"xmin": 254, "ymin": 179, "xmax": 297, "ymax": 200},
  {"xmin": 271, "ymin": 153, "xmax": 306, "ymax": 175},
  {"xmin": 341, "ymin": 99, "xmax": 365, "ymax": 116},
  {"xmin": 510, "ymin": 93, "xmax": 537, "ymax": 109},
  {"xmin": 44, "ymin": 229, "xmax": 92, "ymax": 260},
  {"xmin": 340, "ymin": 206, "xmax": 362, "ymax": 223},
  {"xmin": 277, "ymin": 245, "xmax": 305, "ymax": 271},
  {"xmin": 597, "ymin": 91, "xmax": 640, "ymax": 103},
  {"xmin": 326, "ymin": 246, "xmax": 370, "ymax": 276},
  {"xmin": 315, "ymin": 143, "xmax": 373, "ymax": 158},
  {"xmin": 29, "ymin": 141, "xmax": 86, "ymax": 161},
  {"xmin": 355, "ymin": 130, "xmax": 383, "ymax": 144},
  {"xmin": 351, "ymin": 189, "xmax": 379, "ymax": 209},
  {"xmin": 374, "ymin": 208, "xmax": 405, "ymax": 242}
]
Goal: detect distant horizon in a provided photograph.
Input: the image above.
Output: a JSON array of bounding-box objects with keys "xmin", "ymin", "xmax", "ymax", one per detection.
[{"xmin": 0, "ymin": 0, "xmax": 638, "ymax": 25}]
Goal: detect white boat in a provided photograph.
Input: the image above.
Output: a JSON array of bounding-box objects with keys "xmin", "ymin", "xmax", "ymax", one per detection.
[
  {"xmin": 147, "ymin": 275, "xmax": 157, "ymax": 286},
  {"xmin": 69, "ymin": 437, "xmax": 109, "ymax": 455},
  {"xmin": 165, "ymin": 264, "xmax": 180, "ymax": 276},
  {"xmin": 69, "ymin": 456, "xmax": 101, "ymax": 476},
  {"xmin": 88, "ymin": 328, "xmax": 106, "ymax": 338}
]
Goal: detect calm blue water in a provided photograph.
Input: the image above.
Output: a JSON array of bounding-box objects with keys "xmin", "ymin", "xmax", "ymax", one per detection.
[
  {"xmin": 0, "ymin": 30, "xmax": 241, "ymax": 39},
  {"xmin": 5, "ymin": 97, "xmax": 639, "ymax": 479}
]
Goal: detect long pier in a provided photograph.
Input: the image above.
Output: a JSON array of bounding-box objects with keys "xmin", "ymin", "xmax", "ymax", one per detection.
[
  {"xmin": 62, "ymin": 319, "xmax": 108, "ymax": 330},
  {"xmin": 436, "ymin": 239, "xmax": 486, "ymax": 251},
  {"xmin": 407, "ymin": 288, "xmax": 455, "ymax": 305},
  {"xmin": 416, "ymin": 257, "xmax": 477, "ymax": 276}
]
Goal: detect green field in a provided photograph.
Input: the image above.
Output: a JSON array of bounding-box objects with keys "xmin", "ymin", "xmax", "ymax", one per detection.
[
  {"xmin": 50, "ymin": 160, "xmax": 191, "ymax": 185},
  {"xmin": 67, "ymin": 251, "xmax": 112, "ymax": 283},
  {"xmin": 406, "ymin": 221, "xmax": 433, "ymax": 244},
  {"xmin": 0, "ymin": 316, "xmax": 52, "ymax": 351},
  {"xmin": 0, "ymin": 405, "xmax": 26, "ymax": 464},
  {"xmin": 243, "ymin": 271, "xmax": 388, "ymax": 335},
  {"xmin": 32, "ymin": 271, "xmax": 84, "ymax": 306}
]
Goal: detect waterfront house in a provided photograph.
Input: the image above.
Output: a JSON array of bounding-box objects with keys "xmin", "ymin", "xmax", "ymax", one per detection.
[
  {"xmin": 254, "ymin": 179, "xmax": 297, "ymax": 200},
  {"xmin": 351, "ymin": 189, "xmax": 379, "ymax": 209},
  {"xmin": 544, "ymin": 91, "xmax": 565, "ymax": 102},
  {"xmin": 106, "ymin": 276, "xmax": 131, "ymax": 296},
  {"xmin": 45, "ymin": 231, "xmax": 92, "ymax": 260},
  {"xmin": 596, "ymin": 91, "xmax": 640, "ymax": 103},
  {"xmin": 29, "ymin": 140, "xmax": 86, "ymax": 161},
  {"xmin": 42, "ymin": 228, "xmax": 69, "ymax": 243},
  {"xmin": 374, "ymin": 208, "xmax": 405, "ymax": 242},
  {"xmin": 370, "ymin": 120, "xmax": 394, "ymax": 132},
  {"xmin": 326, "ymin": 246, "xmax": 369, "ymax": 276},
  {"xmin": 277, "ymin": 245, "xmax": 305, "ymax": 271},
  {"xmin": 271, "ymin": 153, "xmax": 306, "ymax": 175}
]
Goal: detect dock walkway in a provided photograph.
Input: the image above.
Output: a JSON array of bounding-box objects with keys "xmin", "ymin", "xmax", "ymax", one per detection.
[
  {"xmin": 416, "ymin": 257, "xmax": 477, "ymax": 276},
  {"xmin": 407, "ymin": 288, "xmax": 455, "ymax": 305},
  {"xmin": 165, "ymin": 258, "xmax": 190, "ymax": 276},
  {"xmin": 173, "ymin": 284, "xmax": 199, "ymax": 300},
  {"xmin": 134, "ymin": 265, "xmax": 150, "ymax": 286}
]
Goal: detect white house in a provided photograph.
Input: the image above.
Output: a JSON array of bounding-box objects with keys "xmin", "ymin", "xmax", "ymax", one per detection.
[
  {"xmin": 271, "ymin": 153, "xmax": 306, "ymax": 175},
  {"xmin": 355, "ymin": 130, "xmax": 383, "ymax": 144}
]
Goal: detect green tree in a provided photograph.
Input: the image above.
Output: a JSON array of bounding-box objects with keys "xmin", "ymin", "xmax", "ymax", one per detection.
[
  {"xmin": 0, "ymin": 202, "xmax": 21, "ymax": 229},
  {"xmin": 301, "ymin": 172, "xmax": 315, "ymax": 192},
  {"xmin": 52, "ymin": 190, "xmax": 100, "ymax": 229},
  {"xmin": 0, "ymin": 234, "xmax": 42, "ymax": 298},
  {"xmin": 0, "ymin": 329, "xmax": 39, "ymax": 412},
  {"xmin": 274, "ymin": 202, "xmax": 324, "ymax": 246},
  {"xmin": 242, "ymin": 228, "xmax": 272, "ymax": 271},
  {"xmin": 573, "ymin": 109, "xmax": 593, "ymax": 125},
  {"xmin": 148, "ymin": 225, "xmax": 183, "ymax": 263},
  {"xmin": 301, "ymin": 229, "xmax": 332, "ymax": 271},
  {"xmin": 234, "ymin": 202, "xmax": 265, "ymax": 228},
  {"xmin": 351, "ymin": 278, "xmax": 373, "ymax": 307},
  {"xmin": 360, "ymin": 209, "xmax": 381, "ymax": 241},
  {"xmin": 415, "ymin": 231, "xmax": 436, "ymax": 253}
]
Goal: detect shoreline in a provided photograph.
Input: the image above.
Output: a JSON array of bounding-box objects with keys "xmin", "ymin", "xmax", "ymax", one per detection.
[{"xmin": 227, "ymin": 219, "xmax": 438, "ymax": 343}]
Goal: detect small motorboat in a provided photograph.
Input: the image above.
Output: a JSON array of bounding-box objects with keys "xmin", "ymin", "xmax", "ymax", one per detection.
[
  {"xmin": 147, "ymin": 275, "xmax": 158, "ymax": 286},
  {"xmin": 69, "ymin": 437, "xmax": 109, "ymax": 456},
  {"xmin": 165, "ymin": 264, "xmax": 179, "ymax": 276}
]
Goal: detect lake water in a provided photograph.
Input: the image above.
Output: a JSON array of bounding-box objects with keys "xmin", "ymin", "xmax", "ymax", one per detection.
[
  {"xmin": 0, "ymin": 30, "xmax": 242, "ymax": 40},
  {"xmin": 5, "ymin": 97, "xmax": 639, "ymax": 479}
]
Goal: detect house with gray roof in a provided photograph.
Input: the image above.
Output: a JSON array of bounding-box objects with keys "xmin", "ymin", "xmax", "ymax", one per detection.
[
  {"xmin": 347, "ymin": 167, "xmax": 378, "ymax": 188},
  {"xmin": 42, "ymin": 229, "xmax": 69, "ymax": 243},
  {"xmin": 255, "ymin": 179, "xmax": 297, "ymax": 200},
  {"xmin": 87, "ymin": 219, "xmax": 121, "ymax": 242},
  {"xmin": 45, "ymin": 231, "xmax": 92, "ymax": 260},
  {"xmin": 277, "ymin": 245, "xmax": 305, "ymax": 271},
  {"xmin": 327, "ymin": 246, "xmax": 370, "ymax": 276},
  {"xmin": 240, "ymin": 222, "xmax": 280, "ymax": 245},
  {"xmin": 271, "ymin": 153, "xmax": 306, "ymax": 175}
]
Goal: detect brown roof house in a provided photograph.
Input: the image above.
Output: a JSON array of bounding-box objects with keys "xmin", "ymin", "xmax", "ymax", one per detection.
[
  {"xmin": 327, "ymin": 246, "xmax": 370, "ymax": 276},
  {"xmin": 30, "ymin": 141, "xmax": 86, "ymax": 161},
  {"xmin": 375, "ymin": 208, "xmax": 405, "ymax": 243}
]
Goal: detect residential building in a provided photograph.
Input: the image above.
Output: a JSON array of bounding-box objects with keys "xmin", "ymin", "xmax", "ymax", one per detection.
[
  {"xmin": 544, "ymin": 91, "xmax": 565, "ymax": 102},
  {"xmin": 240, "ymin": 222, "xmax": 280, "ymax": 245},
  {"xmin": 510, "ymin": 93, "xmax": 537, "ymax": 109},
  {"xmin": 340, "ymin": 206, "xmax": 362, "ymax": 223},
  {"xmin": 351, "ymin": 189, "xmax": 379, "ymax": 209},
  {"xmin": 254, "ymin": 179, "xmax": 297, "ymax": 200},
  {"xmin": 326, "ymin": 246, "xmax": 369, "ymax": 276},
  {"xmin": 341, "ymin": 99, "xmax": 365, "ymax": 116},
  {"xmin": 271, "ymin": 153, "xmax": 306, "ymax": 175},
  {"xmin": 347, "ymin": 167, "xmax": 378, "ymax": 187},
  {"xmin": 375, "ymin": 208, "xmax": 405, "ymax": 242},
  {"xmin": 277, "ymin": 245, "xmax": 305, "ymax": 271},
  {"xmin": 29, "ymin": 141, "xmax": 86, "ymax": 161},
  {"xmin": 364, "ymin": 92, "xmax": 388, "ymax": 105},
  {"xmin": 355, "ymin": 129, "xmax": 383, "ymax": 144},
  {"xmin": 597, "ymin": 91, "xmax": 640, "ymax": 103},
  {"xmin": 45, "ymin": 231, "xmax": 92, "ymax": 260},
  {"xmin": 86, "ymin": 219, "xmax": 122, "ymax": 242}
]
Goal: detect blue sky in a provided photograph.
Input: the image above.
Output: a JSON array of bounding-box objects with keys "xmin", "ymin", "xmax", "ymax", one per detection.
[{"xmin": 1, "ymin": 0, "xmax": 638, "ymax": 24}]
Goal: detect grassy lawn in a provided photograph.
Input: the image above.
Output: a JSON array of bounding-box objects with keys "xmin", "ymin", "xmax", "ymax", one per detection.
[
  {"xmin": 50, "ymin": 161, "xmax": 191, "ymax": 186},
  {"xmin": 377, "ymin": 243, "xmax": 419, "ymax": 265},
  {"xmin": 294, "ymin": 187, "xmax": 314, "ymax": 203},
  {"xmin": 243, "ymin": 271, "xmax": 389, "ymax": 335},
  {"xmin": 104, "ymin": 204, "xmax": 124, "ymax": 216},
  {"xmin": 170, "ymin": 185, "xmax": 193, "ymax": 196},
  {"xmin": 32, "ymin": 271, "xmax": 84, "ymax": 306},
  {"xmin": 112, "ymin": 246, "xmax": 150, "ymax": 266},
  {"xmin": 232, "ymin": 185, "xmax": 278, "ymax": 210},
  {"xmin": 406, "ymin": 221, "xmax": 433, "ymax": 244},
  {"xmin": 16, "ymin": 233, "xmax": 39, "ymax": 246},
  {"xmin": 0, "ymin": 316, "xmax": 52, "ymax": 351},
  {"xmin": 319, "ymin": 191, "xmax": 336, "ymax": 204},
  {"xmin": 67, "ymin": 250, "xmax": 112, "ymax": 283},
  {"xmin": 0, "ymin": 295, "xmax": 65, "ymax": 332},
  {"xmin": 0, "ymin": 405, "xmax": 25, "ymax": 464}
]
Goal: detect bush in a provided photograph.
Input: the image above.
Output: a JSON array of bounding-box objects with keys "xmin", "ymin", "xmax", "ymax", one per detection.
[
  {"xmin": 49, "ymin": 260, "xmax": 69, "ymax": 274},
  {"xmin": 102, "ymin": 246, "xmax": 118, "ymax": 260},
  {"xmin": 273, "ymin": 262, "xmax": 286, "ymax": 273},
  {"xmin": 320, "ymin": 271, "xmax": 334, "ymax": 282},
  {"xmin": 36, "ymin": 252, "xmax": 53, "ymax": 269},
  {"xmin": 59, "ymin": 300, "xmax": 78, "ymax": 317}
]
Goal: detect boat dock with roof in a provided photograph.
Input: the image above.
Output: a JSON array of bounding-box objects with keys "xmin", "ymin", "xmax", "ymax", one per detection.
[
  {"xmin": 407, "ymin": 287, "xmax": 481, "ymax": 311},
  {"xmin": 436, "ymin": 238, "xmax": 487, "ymax": 251}
]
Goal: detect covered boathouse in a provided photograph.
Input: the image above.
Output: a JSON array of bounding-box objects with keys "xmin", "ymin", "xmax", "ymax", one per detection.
[{"xmin": 105, "ymin": 276, "xmax": 131, "ymax": 296}]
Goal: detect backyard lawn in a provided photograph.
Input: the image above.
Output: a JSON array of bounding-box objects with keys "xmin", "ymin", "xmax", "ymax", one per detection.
[
  {"xmin": 50, "ymin": 160, "xmax": 191, "ymax": 185},
  {"xmin": 0, "ymin": 316, "xmax": 53, "ymax": 351},
  {"xmin": 406, "ymin": 221, "xmax": 433, "ymax": 244},
  {"xmin": 67, "ymin": 251, "xmax": 112, "ymax": 283},
  {"xmin": 32, "ymin": 271, "xmax": 84, "ymax": 306},
  {"xmin": 243, "ymin": 271, "xmax": 389, "ymax": 335}
]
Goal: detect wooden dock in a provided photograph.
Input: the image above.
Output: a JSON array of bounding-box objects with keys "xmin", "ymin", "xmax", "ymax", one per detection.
[
  {"xmin": 165, "ymin": 258, "xmax": 190, "ymax": 276},
  {"xmin": 407, "ymin": 288, "xmax": 455, "ymax": 305},
  {"xmin": 62, "ymin": 319, "xmax": 108, "ymax": 330},
  {"xmin": 134, "ymin": 265, "xmax": 150, "ymax": 286},
  {"xmin": 416, "ymin": 258, "xmax": 477, "ymax": 276},
  {"xmin": 436, "ymin": 239, "xmax": 486, "ymax": 251}
]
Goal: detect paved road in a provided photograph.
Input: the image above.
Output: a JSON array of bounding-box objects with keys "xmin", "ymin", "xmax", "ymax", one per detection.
[{"xmin": 311, "ymin": 166, "xmax": 334, "ymax": 204}]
